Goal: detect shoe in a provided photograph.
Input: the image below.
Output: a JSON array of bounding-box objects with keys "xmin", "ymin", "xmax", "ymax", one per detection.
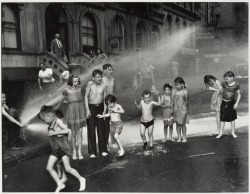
[
  {"xmin": 143, "ymin": 142, "xmax": 147, "ymax": 150},
  {"xmin": 170, "ymin": 138, "xmax": 175, "ymax": 142},
  {"xmin": 102, "ymin": 152, "xmax": 108, "ymax": 157},
  {"xmin": 90, "ymin": 154, "xmax": 96, "ymax": 158},
  {"xmin": 177, "ymin": 139, "xmax": 181, "ymax": 143},
  {"xmin": 149, "ymin": 146, "xmax": 154, "ymax": 151},
  {"xmin": 182, "ymin": 139, "xmax": 187, "ymax": 143}
]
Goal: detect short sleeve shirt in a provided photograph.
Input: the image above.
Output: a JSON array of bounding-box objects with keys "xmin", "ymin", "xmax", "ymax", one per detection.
[
  {"xmin": 38, "ymin": 68, "xmax": 54, "ymax": 83},
  {"xmin": 221, "ymin": 81, "xmax": 240, "ymax": 101}
]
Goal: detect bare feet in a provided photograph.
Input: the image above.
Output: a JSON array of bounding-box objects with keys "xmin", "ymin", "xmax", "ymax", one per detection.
[
  {"xmin": 216, "ymin": 133, "xmax": 223, "ymax": 139},
  {"xmin": 177, "ymin": 138, "xmax": 181, "ymax": 143},
  {"xmin": 170, "ymin": 138, "xmax": 175, "ymax": 142},
  {"xmin": 79, "ymin": 177, "xmax": 86, "ymax": 191},
  {"xmin": 162, "ymin": 138, "xmax": 167, "ymax": 143},
  {"xmin": 90, "ymin": 154, "xmax": 96, "ymax": 158},
  {"xmin": 119, "ymin": 149, "xmax": 125, "ymax": 157},
  {"xmin": 232, "ymin": 133, "xmax": 237, "ymax": 138},
  {"xmin": 182, "ymin": 138, "xmax": 187, "ymax": 143},
  {"xmin": 78, "ymin": 152, "xmax": 83, "ymax": 160},
  {"xmin": 60, "ymin": 176, "xmax": 68, "ymax": 183},
  {"xmin": 55, "ymin": 183, "xmax": 65, "ymax": 192},
  {"xmin": 72, "ymin": 152, "xmax": 77, "ymax": 160}
]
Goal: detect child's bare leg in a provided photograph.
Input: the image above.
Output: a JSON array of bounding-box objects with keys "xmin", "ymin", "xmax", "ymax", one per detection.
[
  {"xmin": 61, "ymin": 167, "xmax": 67, "ymax": 183},
  {"xmin": 176, "ymin": 124, "xmax": 181, "ymax": 142},
  {"xmin": 113, "ymin": 133, "xmax": 125, "ymax": 156},
  {"xmin": 169, "ymin": 125, "xmax": 175, "ymax": 141},
  {"xmin": 56, "ymin": 162, "xmax": 62, "ymax": 178},
  {"xmin": 71, "ymin": 130, "xmax": 77, "ymax": 160},
  {"xmin": 140, "ymin": 124, "xmax": 147, "ymax": 150},
  {"xmin": 148, "ymin": 125, "xmax": 154, "ymax": 148},
  {"xmin": 216, "ymin": 111, "xmax": 221, "ymax": 132},
  {"xmin": 216, "ymin": 121, "xmax": 225, "ymax": 138},
  {"xmin": 77, "ymin": 128, "xmax": 83, "ymax": 159},
  {"xmin": 231, "ymin": 120, "xmax": 237, "ymax": 138},
  {"xmin": 162, "ymin": 123, "xmax": 168, "ymax": 142},
  {"xmin": 46, "ymin": 155, "xmax": 65, "ymax": 192},
  {"xmin": 62, "ymin": 155, "xmax": 86, "ymax": 191},
  {"xmin": 182, "ymin": 124, "xmax": 187, "ymax": 143}
]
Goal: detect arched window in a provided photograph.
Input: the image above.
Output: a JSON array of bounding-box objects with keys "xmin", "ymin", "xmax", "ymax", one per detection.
[
  {"xmin": 2, "ymin": 4, "xmax": 20, "ymax": 50},
  {"xmin": 113, "ymin": 16, "xmax": 125, "ymax": 52},
  {"xmin": 167, "ymin": 14, "xmax": 172, "ymax": 36},
  {"xmin": 81, "ymin": 13, "xmax": 97, "ymax": 55},
  {"xmin": 175, "ymin": 17, "xmax": 180, "ymax": 31},
  {"xmin": 150, "ymin": 26, "xmax": 160, "ymax": 50}
]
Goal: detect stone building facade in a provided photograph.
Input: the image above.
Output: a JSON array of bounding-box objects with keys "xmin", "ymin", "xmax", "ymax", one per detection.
[{"xmin": 1, "ymin": 2, "xmax": 198, "ymax": 107}]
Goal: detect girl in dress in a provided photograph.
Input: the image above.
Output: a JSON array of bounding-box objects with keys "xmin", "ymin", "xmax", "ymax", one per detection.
[
  {"xmin": 55, "ymin": 75, "xmax": 86, "ymax": 160},
  {"xmin": 172, "ymin": 77, "xmax": 189, "ymax": 143},
  {"xmin": 204, "ymin": 75, "xmax": 222, "ymax": 132},
  {"xmin": 161, "ymin": 83, "xmax": 175, "ymax": 142},
  {"xmin": 38, "ymin": 106, "xmax": 86, "ymax": 192}
]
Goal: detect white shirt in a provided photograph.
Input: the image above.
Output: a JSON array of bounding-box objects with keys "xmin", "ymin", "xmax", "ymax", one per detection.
[
  {"xmin": 38, "ymin": 68, "xmax": 55, "ymax": 83},
  {"xmin": 61, "ymin": 70, "xmax": 69, "ymax": 80}
]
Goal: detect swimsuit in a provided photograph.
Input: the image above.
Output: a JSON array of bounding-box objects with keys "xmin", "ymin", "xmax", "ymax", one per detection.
[{"xmin": 141, "ymin": 119, "xmax": 154, "ymax": 128}]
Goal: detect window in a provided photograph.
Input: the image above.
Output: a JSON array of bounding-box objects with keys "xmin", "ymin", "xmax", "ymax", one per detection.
[
  {"xmin": 215, "ymin": 15, "xmax": 220, "ymax": 28},
  {"xmin": 2, "ymin": 5, "xmax": 20, "ymax": 50},
  {"xmin": 136, "ymin": 22, "xmax": 144, "ymax": 50},
  {"xmin": 189, "ymin": 3, "xmax": 193, "ymax": 12},
  {"xmin": 81, "ymin": 14, "xmax": 97, "ymax": 55},
  {"xmin": 113, "ymin": 17, "xmax": 125, "ymax": 52}
]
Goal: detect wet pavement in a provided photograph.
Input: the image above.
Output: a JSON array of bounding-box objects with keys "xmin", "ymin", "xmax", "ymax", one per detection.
[{"xmin": 3, "ymin": 131, "xmax": 248, "ymax": 192}]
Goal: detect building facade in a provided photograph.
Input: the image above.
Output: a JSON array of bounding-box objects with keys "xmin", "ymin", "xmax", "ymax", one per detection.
[{"xmin": 1, "ymin": 2, "xmax": 198, "ymax": 107}]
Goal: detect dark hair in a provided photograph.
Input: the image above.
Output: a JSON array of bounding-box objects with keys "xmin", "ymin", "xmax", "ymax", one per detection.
[
  {"xmin": 224, "ymin": 71, "xmax": 234, "ymax": 78},
  {"xmin": 163, "ymin": 83, "xmax": 173, "ymax": 90},
  {"xmin": 174, "ymin": 77, "xmax": 187, "ymax": 88},
  {"xmin": 38, "ymin": 105, "xmax": 55, "ymax": 120},
  {"xmin": 8, "ymin": 107, "xmax": 19, "ymax": 118},
  {"xmin": 55, "ymin": 110, "xmax": 64, "ymax": 119},
  {"xmin": 96, "ymin": 48, "xmax": 104, "ymax": 55},
  {"xmin": 204, "ymin": 75, "xmax": 217, "ymax": 85},
  {"xmin": 103, "ymin": 64, "xmax": 112, "ymax": 70},
  {"xmin": 105, "ymin": 94, "xmax": 116, "ymax": 105},
  {"xmin": 68, "ymin": 66, "xmax": 75, "ymax": 73},
  {"xmin": 67, "ymin": 74, "xmax": 81, "ymax": 86},
  {"xmin": 142, "ymin": 90, "xmax": 151, "ymax": 97},
  {"xmin": 92, "ymin": 69, "xmax": 103, "ymax": 77},
  {"xmin": 39, "ymin": 63, "xmax": 45, "ymax": 67}
]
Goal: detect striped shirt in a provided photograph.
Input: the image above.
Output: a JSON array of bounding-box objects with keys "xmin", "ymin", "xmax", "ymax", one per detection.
[{"xmin": 221, "ymin": 81, "xmax": 240, "ymax": 101}]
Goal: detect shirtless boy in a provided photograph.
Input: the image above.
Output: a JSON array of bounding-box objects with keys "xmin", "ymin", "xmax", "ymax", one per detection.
[
  {"xmin": 97, "ymin": 94, "xmax": 125, "ymax": 157},
  {"xmin": 134, "ymin": 90, "xmax": 161, "ymax": 150},
  {"xmin": 102, "ymin": 64, "xmax": 115, "ymax": 147},
  {"xmin": 85, "ymin": 69, "xmax": 108, "ymax": 158}
]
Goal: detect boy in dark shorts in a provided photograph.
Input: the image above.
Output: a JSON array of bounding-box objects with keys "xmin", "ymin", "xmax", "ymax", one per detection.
[{"xmin": 216, "ymin": 71, "xmax": 241, "ymax": 139}]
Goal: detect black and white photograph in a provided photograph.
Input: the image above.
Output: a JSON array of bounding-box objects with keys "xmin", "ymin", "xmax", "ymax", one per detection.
[{"xmin": 1, "ymin": 1, "xmax": 248, "ymax": 192}]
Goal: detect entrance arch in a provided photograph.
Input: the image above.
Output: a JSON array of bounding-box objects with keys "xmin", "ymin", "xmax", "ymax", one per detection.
[{"xmin": 45, "ymin": 4, "xmax": 68, "ymax": 56}]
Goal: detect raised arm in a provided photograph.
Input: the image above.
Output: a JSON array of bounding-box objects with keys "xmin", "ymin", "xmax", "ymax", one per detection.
[{"xmin": 134, "ymin": 100, "xmax": 142, "ymax": 110}]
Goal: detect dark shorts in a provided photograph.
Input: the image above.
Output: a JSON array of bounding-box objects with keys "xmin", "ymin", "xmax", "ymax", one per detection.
[
  {"xmin": 220, "ymin": 100, "xmax": 237, "ymax": 122},
  {"xmin": 51, "ymin": 147, "xmax": 67, "ymax": 159},
  {"xmin": 141, "ymin": 119, "xmax": 154, "ymax": 128}
]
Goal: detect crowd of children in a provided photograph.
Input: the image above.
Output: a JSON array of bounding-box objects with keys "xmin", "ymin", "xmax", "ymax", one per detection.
[{"xmin": 2, "ymin": 67, "xmax": 242, "ymax": 192}]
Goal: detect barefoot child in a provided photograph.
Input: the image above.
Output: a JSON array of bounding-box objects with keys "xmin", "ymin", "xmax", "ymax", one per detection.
[
  {"xmin": 97, "ymin": 94, "xmax": 125, "ymax": 156},
  {"xmin": 38, "ymin": 106, "xmax": 86, "ymax": 192},
  {"xmin": 216, "ymin": 71, "xmax": 241, "ymax": 139},
  {"xmin": 173, "ymin": 77, "xmax": 189, "ymax": 143},
  {"xmin": 134, "ymin": 90, "xmax": 161, "ymax": 150},
  {"xmin": 161, "ymin": 83, "xmax": 175, "ymax": 142},
  {"xmin": 55, "ymin": 75, "xmax": 86, "ymax": 160},
  {"xmin": 204, "ymin": 75, "xmax": 222, "ymax": 132}
]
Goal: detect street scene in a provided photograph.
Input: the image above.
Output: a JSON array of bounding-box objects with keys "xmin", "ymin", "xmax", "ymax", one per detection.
[{"xmin": 1, "ymin": 2, "xmax": 248, "ymax": 192}]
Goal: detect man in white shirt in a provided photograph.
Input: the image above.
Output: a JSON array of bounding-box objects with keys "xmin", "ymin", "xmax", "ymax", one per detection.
[{"xmin": 38, "ymin": 63, "xmax": 55, "ymax": 96}]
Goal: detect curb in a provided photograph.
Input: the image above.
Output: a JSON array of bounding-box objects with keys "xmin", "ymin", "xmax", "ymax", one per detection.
[{"xmin": 4, "ymin": 143, "xmax": 50, "ymax": 166}]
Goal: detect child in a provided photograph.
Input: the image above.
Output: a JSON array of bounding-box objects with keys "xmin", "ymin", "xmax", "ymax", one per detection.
[
  {"xmin": 216, "ymin": 71, "xmax": 241, "ymax": 138},
  {"xmin": 161, "ymin": 83, "xmax": 175, "ymax": 142},
  {"xmin": 97, "ymin": 94, "xmax": 125, "ymax": 156},
  {"xmin": 85, "ymin": 69, "xmax": 108, "ymax": 158},
  {"xmin": 2, "ymin": 93, "xmax": 28, "ymax": 144},
  {"xmin": 134, "ymin": 90, "xmax": 161, "ymax": 150},
  {"xmin": 38, "ymin": 106, "xmax": 86, "ymax": 192},
  {"xmin": 55, "ymin": 75, "xmax": 86, "ymax": 160},
  {"xmin": 172, "ymin": 77, "xmax": 189, "ymax": 143},
  {"xmin": 204, "ymin": 75, "xmax": 222, "ymax": 132}
]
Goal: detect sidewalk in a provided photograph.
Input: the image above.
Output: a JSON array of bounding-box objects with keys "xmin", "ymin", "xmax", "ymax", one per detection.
[{"xmin": 3, "ymin": 73, "xmax": 248, "ymax": 165}]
